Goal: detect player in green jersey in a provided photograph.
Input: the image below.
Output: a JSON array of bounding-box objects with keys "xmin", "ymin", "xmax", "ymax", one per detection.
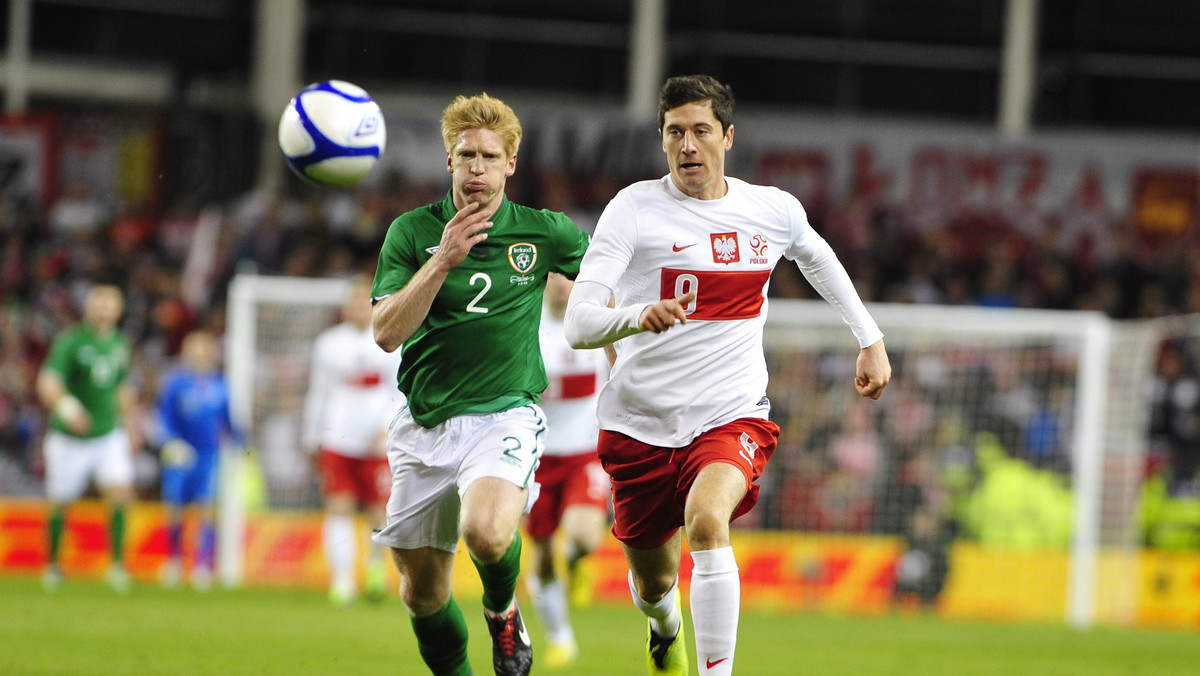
[
  {"xmin": 370, "ymin": 93, "xmax": 589, "ymax": 676},
  {"xmin": 36, "ymin": 284, "xmax": 142, "ymax": 593}
]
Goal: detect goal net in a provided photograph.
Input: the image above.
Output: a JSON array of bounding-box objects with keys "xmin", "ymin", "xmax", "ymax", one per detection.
[
  {"xmin": 758, "ymin": 299, "xmax": 1157, "ymax": 627},
  {"xmin": 220, "ymin": 274, "xmax": 1170, "ymax": 627}
]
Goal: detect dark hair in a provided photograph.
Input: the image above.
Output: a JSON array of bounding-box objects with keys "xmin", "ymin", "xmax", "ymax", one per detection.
[{"xmin": 657, "ymin": 75, "xmax": 734, "ymax": 132}]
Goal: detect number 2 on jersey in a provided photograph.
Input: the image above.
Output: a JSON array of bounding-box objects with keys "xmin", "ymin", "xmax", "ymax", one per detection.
[{"xmin": 466, "ymin": 272, "xmax": 491, "ymax": 313}]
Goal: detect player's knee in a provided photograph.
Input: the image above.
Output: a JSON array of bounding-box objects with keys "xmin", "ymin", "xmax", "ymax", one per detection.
[
  {"xmin": 570, "ymin": 528, "xmax": 602, "ymax": 555},
  {"xmin": 684, "ymin": 507, "xmax": 731, "ymax": 549},
  {"xmin": 631, "ymin": 569, "xmax": 677, "ymax": 602},
  {"xmin": 573, "ymin": 521, "xmax": 604, "ymax": 552},
  {"xmin": 103, "ymin": 485, "xmax": 134, "ymax": 505},
  {"xmin": 400, "ymin": 577, "xmax": 448, "ymax": 615},
  {"xmin": 324, "ymin": 495, "xmax": 356, "ymax": 516},
  {"xmin": 461, "ymin": 526, "xmax": 513, "ymax": 564}
]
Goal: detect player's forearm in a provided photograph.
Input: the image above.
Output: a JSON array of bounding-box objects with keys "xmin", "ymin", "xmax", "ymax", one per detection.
[
  {"xmin": 372, "ymin": 258, "xmax": 453, "ymax": 352},
  {"xmin": 795, "ymin": 246, "xmax": 883, "ymax": 349},
  {"xmin": 563, "ymin": 280, "xmax": 645, "ymax": 349},
  {"xmin": 36, "ymin": 371, "xmax": 73, "ymax": 411}
]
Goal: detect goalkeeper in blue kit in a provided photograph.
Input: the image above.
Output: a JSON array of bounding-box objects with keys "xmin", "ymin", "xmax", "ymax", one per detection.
[{"xmin": 155, "ymin": 330, "xmax": 241, "ymax": 590}]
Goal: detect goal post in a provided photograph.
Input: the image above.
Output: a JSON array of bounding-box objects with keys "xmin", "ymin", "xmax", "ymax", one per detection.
[{"xmin": 220, "ymin": 274, "xmax": 352, "ymax": 588}]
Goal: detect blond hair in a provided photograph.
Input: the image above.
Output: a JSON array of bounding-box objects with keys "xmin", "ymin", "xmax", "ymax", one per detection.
[{"xmin": 440, "ymin": 93, "xmax": 523, "ymax": 158}]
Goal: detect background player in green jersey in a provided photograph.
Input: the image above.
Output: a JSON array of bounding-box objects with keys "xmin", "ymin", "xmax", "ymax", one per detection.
[
  {"xmin": 36, "ymin": 284, "xmax": 142, "ymax": 593},
  {"xmin": 370, "ymin": 93, "xmax": 590, "ymax": 676}
]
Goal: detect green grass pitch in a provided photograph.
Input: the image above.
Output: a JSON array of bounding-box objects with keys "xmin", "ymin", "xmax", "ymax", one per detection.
[{"xmin": 1, "ymin": 575, "xmax": 1194, "ymax": 675}]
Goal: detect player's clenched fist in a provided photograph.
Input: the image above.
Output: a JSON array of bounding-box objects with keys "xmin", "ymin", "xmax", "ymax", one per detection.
[
  {"xmin": 854, "ymin": 339, "xmax": 891, "ymax": 400},
  {"xmin": 638, "ymin": 290, "xmax": 697, "ymax": 333}
]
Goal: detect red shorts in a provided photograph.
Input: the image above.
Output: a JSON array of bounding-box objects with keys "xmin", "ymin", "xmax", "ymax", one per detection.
[
  {"xmin": 600, "ymin": 417, "xmax": 779, "ymax": 550},
  {"xmin": 319, "ymin": 449, "xmax": 391, "ymax": 506},
  {"xmin": 525, "ymin": 451, "xmax": 611, "ymax": 540}
]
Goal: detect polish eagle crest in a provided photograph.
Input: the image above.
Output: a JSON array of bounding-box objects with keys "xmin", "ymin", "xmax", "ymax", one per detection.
[{"xmin": 711, "ymin": 232, "xmax": 740, "ymax": 264}]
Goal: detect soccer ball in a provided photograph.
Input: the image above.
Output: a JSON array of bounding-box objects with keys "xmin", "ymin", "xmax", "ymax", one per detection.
[{"xmin": 277, "ymin": 80, "xmax": 387, "ymax": 187}]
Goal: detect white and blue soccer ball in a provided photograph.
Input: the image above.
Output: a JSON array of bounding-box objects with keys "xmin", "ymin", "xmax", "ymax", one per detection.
[{"xmin": 278, "ymin": 80, "xmax": 387, "ymax": 187}]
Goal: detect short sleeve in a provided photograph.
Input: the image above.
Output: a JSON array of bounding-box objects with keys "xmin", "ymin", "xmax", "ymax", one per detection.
[
  {"xmin": 548, "ymin": 211, "xmax": 590, "ymax": 279},
  {"xmin": 41, "ymin": 332, "xmax": 74, "ymax": 378},
  {"xmin": 372, "ymin": 216, "xmax": 419, "ymax": 298}
]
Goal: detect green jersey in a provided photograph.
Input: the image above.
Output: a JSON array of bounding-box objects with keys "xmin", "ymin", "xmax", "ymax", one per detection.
[
  {"xmin": 372, "ymin": 193, "xmax": 590, "ymax": 428},
  {"xmin": 42, "ymin": 324, "xmax": 132, "ymax": 438}
]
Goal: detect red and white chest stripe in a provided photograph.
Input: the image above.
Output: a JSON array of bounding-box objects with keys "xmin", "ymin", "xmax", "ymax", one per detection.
[
  {"xmin": 545, "ymin": 372, "xmax": 599, "ymax": 400},
  {"xmin": 659, "ymin": 267, "xmax": 772, "ymax": 320}
]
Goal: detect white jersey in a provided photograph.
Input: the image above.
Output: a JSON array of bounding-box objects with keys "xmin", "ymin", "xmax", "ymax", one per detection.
[
  {"xmin": 572, "ymin": 175, "xmax": 882, "ymax": 447},
  {"xmin": 302, "ymin": 322, "xmax": 405, "ymax": 457},
  {"xmin": 539, "ymin": 313, "xmax": 608, "ymax": 456}
]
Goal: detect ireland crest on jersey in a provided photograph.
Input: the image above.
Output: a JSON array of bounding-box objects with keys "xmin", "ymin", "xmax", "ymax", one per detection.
[{"xmin": 508, "ymin": 243, "xmax": 537, "ymax": 273}]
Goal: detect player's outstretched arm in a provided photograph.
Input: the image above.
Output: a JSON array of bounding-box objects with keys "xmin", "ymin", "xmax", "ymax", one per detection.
[
  {"xmin": 374, "ymin": 203, "xmax": 492, "ymax": 352},
  {"xmin": 855, "ymin": 339, "xmax": 891, "ymax": 400}
]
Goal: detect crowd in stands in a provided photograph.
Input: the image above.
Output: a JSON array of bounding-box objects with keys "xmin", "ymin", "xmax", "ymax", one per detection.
[{"xmin": 2, "ymin": 161, "xmax": 1199, "ymax": 557}]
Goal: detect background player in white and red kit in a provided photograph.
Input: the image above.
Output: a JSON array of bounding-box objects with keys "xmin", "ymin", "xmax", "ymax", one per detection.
[
  {"xmin": 564, "ymin": 75, "xmax": 891, "ymax": 676},
  {"xmin": 303, "ymin": 273, "xmax": 404, "ymax": 606},
  {"xmin": 525, "ymin": 272, "xmax": 612, "ymax": 669}
]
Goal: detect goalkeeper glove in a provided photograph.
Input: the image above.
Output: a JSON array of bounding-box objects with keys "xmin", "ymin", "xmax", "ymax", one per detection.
[{"xmin": 161, "ymin": 439, "xmax": 197, "ymax": 468}]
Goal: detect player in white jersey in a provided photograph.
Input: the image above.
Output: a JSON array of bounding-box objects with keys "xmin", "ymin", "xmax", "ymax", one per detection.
[
  {"xmin": 564, "ymin": 75, "xmax": 891, "ymax": 676},
  {"xmin": 525, "ymin": 272, "xmax": 612, "ymax": 669},
  {"xmin": 303, "ymin": 273, "xmax": 404, "ymax": 606}
]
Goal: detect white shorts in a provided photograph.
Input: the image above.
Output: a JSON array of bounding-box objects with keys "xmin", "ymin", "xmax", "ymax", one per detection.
[
  {"xmin": 372, "ymin": 404, "xmax": 545, "ymax": 553},
  {"xmin": 43, "ymin": 429, "xmax": 134, "ymax": 503}
]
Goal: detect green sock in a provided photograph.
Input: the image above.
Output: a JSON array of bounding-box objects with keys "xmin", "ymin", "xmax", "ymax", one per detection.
[
  {"xmin": 471, "ymin": 531, "xmax": 522, "ymax": 613},
  {"xmin": 47, "ymin": 508, "xmax": 65, "ymax": 566},
  {"xmin": 110, "ymin": 506, "xmax": 126, "ymax": 565},
  {"xmin": 411, "ymin": 597, "xmax": 473, "ymax": 676}
]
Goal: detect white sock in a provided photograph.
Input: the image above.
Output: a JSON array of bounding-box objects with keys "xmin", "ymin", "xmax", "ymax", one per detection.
[
  {"xmin": 691, "ymin": 547, "xmax": 739, "ymax": 676},
  {"xmin": 323, "ymin": 514, "xmax": 357, "ymax": 592},
  {"xmin": 531, "ymin": 578, "xmax": 575, "ymax": 645},
  {"xmin": 629, "ymin": 571, "xmax": 681, "ymax": 639}
]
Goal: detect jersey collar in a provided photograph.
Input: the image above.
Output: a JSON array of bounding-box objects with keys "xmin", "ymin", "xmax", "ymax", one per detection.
[{"xmin": 438, "ymin": 191, "xmax": 512, "ymax": 224}]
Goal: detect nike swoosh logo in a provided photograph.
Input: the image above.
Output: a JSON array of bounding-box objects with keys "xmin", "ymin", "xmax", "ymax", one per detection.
[
  {"xmin": 706, "ymin": 657, "xmax": 730, "ymax": 669},
  {"xmin": 517, "ymin": 623, "xmax": 531, "ymax": 646},
  {"xmin": 673, "ymin": 243, "xmax": 697, "ymax": 252}
]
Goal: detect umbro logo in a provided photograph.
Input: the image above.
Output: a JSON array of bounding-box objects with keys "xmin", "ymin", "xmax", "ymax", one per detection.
[
  {"xmin": 354, "ymin": 114, "xmax": 380, "ymax": 136},
  {"xmin": 672, "ymin": 242, "xmax": 697, "ymax": 252},
  {"xmin": 425, "ymin": 246, "xmax": 440, "ymax": 255}
]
